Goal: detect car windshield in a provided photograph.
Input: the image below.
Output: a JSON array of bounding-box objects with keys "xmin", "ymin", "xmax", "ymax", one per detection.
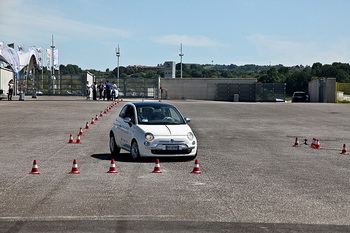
[{"xmin": 136, "ymin": 105, "xmax": 186, "ymax": 125}]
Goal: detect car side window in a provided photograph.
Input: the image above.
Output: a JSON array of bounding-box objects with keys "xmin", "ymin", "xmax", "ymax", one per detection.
[
  {"xmin": 124, "ymin": 106, "xmax": 135, "ymax": 123},
  {"xmin": 119, "ymin": 106, "xmax": 128, "ymax": 118}
]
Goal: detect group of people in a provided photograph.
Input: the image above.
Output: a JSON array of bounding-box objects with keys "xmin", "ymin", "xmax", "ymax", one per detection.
[{"xmin": 86, "ymin": 80, "xmax": 118, "ymax": 101}]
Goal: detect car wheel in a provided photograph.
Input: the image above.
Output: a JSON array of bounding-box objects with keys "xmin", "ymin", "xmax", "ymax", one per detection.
[
  {"xmin": 130, "ymin": 140, "xmax": 140, "ymax": 160},
  {"xmin": 110, "ymin": 134, "xmax": 121, "ymax": 156}
]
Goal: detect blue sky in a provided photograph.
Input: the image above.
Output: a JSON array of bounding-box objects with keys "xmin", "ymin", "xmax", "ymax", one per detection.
[{"xmin": 1, "ymin": 0, "xmax": 350, "ymax": 71}]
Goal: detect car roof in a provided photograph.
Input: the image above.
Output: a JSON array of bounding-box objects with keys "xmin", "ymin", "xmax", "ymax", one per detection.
[{"xmin": 130, "ymin": 102, "xmax": 174, "ymax": 108}]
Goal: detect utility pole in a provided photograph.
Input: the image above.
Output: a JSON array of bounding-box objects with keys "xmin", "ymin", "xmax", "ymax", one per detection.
[
  {"xmin": 116, "ymin": 45, "xmax": 120, "ymax": 87},
  {"xmin": 179, "ymin": 43, "xmax": 184, "ymax": 78}
]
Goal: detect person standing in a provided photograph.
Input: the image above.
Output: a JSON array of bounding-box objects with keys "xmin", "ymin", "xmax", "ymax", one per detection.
[
  {"xmin": 92, "ymin": 81, "xmax": 97, "ymax": 100},
  {"xmin": 8, "ymin": 79, "xmax": 14, "ymax": 101},
  {"xmin": 86, "ymin": 81, "xmax": 91, "ymax": 100},
  {"xmin": 98, "ymin": 81, "xmax": 104, "ymax": 99},
  {"xmin": 111, "ymin": 81, "xmax": 118, "ymax": 100},
  {"xmin": 105, "ymin": 80, "xmax": 112, "ymax": 101}
]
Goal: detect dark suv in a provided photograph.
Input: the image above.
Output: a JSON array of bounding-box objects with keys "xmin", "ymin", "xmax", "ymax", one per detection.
[{"xmin": 292, "ymin": 91, "xmax": 309, "ymax": 102}]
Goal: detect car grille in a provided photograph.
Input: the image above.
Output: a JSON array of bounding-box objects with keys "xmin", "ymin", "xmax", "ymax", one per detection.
[
  {"xmin": 159, "ymin": 140, "xmax": 185, "ymax": 143},
  {"xmin": 151, "ymin": 149, "xmax": 192, "ymax": 155}
]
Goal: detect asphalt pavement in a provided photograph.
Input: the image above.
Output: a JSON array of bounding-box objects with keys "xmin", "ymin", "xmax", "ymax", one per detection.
[{"xmin": 1, "ymin": 96, "xmax": 350, "ymax": 232}]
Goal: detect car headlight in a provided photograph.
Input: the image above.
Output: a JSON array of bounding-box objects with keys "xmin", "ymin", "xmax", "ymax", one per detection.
[
  {"xmin": 145, "ymin": 132, "xmax": 154, "ymax": 141},
  {"xmin": 187, "ymin": 132, "xmax": 194, "ymax": 141}
]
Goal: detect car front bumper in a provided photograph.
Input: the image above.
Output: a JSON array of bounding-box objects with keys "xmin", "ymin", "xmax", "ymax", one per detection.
[{"xmin": 138, "ymin": 136, "xmax": 197, "ymax": 157}]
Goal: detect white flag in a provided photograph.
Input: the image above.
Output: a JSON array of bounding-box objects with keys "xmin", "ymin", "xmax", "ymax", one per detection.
[
  {"xmin": 54, "ymin": 49, "xmax": 59, "ymax": 70},
  {"xmin": 46, "ymin": 49, "xmax": 52, "ymax": 70},
  {"xmin": 18, "ymin": 45, "xmax": 25, "ymax": 54},
  {"xmin": 28, "ymin": 46, "xmax": 35, "ymax": 52},
  {"xmin": 37, "ymin": 47, "xmax": 43, "ymax": 69}
]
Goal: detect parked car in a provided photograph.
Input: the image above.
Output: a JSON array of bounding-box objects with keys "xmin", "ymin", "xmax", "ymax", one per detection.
[
  {"xmin": 109, "ymin": 102, "xmax": 197, "ymax": 160},
  {"xmin": 292, "ymin": 91, "xmax": 309, "ymax": 102}
]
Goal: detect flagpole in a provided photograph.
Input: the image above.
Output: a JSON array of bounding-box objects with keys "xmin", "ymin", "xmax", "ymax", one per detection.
[{"xmin": 50, "ymin": 35, "xmax": 55, "ymax": 95}]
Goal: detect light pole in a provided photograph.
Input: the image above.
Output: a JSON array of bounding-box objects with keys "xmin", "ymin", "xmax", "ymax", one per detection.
[
  {"xmin": 179, "ymin": 43, "xmax": 184, "ymax": 78},
  {"xmin": 116, "ymin": 45, "xmax": 120, "ymax": 87},
  {"xmin": 50, "ymin": 35, "xmax": 55, "ymax": 95}
]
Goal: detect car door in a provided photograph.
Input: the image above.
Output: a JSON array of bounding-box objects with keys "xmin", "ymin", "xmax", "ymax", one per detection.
[
  {"xmin": 119, "ymin": 105, "xmax": 135, "ymax": 150},
  {"xmin": 114, "ymin": 105, "xmax": 128, "ymax": 147}
]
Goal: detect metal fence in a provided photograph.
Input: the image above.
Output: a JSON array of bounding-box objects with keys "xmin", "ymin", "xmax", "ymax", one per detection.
[
  {"xmin": 95, "ymin": 77, "xmax": 159, "ymax": 99},
  {"xmin": 256, "ymin": 83, "xmax": 286, "ymax": 102},
  {"xmin": 20, "ymin": 74, "xmax": 159, "ymax": 98},
  {"xmin": 21, "ymin": 73, "xmax": 85, "ymax": 96},
  {"xmin": 216, "ymin": 83, "xmax": 286, "ymax": 102},
  {"xmin": 336, "ymin": 83, "xmax": 350, "ymax": 103}
]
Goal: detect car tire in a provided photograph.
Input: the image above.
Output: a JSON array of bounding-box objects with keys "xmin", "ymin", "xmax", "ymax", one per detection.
[
  {"xmin": 110, "ymin": 133, "xmax": 121, "ymax": 156},
  {"xmin": 130, "ymin": 140, "xmax": 140, "ymax": 160}
]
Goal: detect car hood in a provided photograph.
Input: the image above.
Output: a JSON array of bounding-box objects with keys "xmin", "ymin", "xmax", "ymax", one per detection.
[{"xmin": 137, "ymin": 124, "xmax": 193, "ymax": 136}]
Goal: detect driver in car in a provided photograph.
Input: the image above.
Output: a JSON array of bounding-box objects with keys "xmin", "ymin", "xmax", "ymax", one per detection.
[
  {"xmin": 153, "ymin": 109, "xmax": 165, "ymax": 120},
  {"xmin": 139, "ymin": 107, "xmax": 154, "ymax": 122}
]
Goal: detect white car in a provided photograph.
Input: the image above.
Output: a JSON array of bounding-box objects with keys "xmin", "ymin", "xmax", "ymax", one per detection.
[{"xmin": 109, "ymin": 102, "xmax": 197, "ymax": 160}]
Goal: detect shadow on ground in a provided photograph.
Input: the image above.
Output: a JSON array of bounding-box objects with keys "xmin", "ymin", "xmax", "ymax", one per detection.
[{"xmin": 91, "ymin": 153, "xmax": 193, "ymax": 163}]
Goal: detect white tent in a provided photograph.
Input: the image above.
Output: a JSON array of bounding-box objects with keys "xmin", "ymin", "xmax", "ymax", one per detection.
[
  {"xmin": 0, "ymin": 47, "xmax": 20, "ymax": 73},
  {"xmin": 0, "ymin": 48, "xmax": 37, "ymax": 78},
  {"xmin": 19, "ymin": 50, "xmax": 37, "ymax": 73}
]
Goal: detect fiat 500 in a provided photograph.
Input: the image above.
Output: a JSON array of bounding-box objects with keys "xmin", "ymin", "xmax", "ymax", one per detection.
[{"xmin": 109, "ymin": 102, "xmax": 197, "ymax": 160}]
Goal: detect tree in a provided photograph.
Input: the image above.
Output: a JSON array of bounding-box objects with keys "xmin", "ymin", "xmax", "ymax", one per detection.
[
  {"xmin": 258, "ymin": 68, "xmax": 281, "ymax": 83},
  {"xmin": 285, "ymin": 71, "xmax": 311, "ymax": 95}
]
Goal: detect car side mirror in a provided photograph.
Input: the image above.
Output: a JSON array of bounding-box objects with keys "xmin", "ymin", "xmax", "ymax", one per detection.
[
  {"xmin": 184, "ymin": 117, "xmax": 191, "ymax": 123},
  {"xmin": 123, "ymin": 117, "xmax": 132, "ymax": 123}
]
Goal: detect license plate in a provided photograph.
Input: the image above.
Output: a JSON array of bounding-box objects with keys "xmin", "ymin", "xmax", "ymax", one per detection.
[{"xmin": 165, "ymin": 145, "xmax": 179, "ymax": 150}]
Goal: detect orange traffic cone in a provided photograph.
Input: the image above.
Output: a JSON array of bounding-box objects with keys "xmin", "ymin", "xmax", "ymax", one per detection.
[
  {"xmin": 107, "ymin": 159, "xmax": 118, "ymax": 173},
  {"xmin": 29, "ymin": 160, "xmax": 40, "ymax": 174},
  {"xmin": 191, "ymin": 159, "xmax": 202, "ymax": 174},
  {"xmin": 75, "ymin": 135, "xmax": 82, "ymax": 144},
  {"xmin": 314, "ymin": 139, "xmax": 321, "ymax": 149},
  {"xmin": 69, "ymin": 159, "xmax": 80, "ymax": 174},
  {"xmin": 311, "ymin": 138, "xmax": 316, "ymax": 148},
  {"xmin": 85, "ymin": 122, "xmax": 90, "ymax": 129},
  {"xmin": 90, "ymin": 118, "xmax": 95, "ymax": 125},
  {"xmin": 341, "ymin": 144, "xmax": 349, "ymax": 155},
  {"xmin": 311, "ymin": 138, "xmax": 321, "ymax": 149},
  {"xmin": 95, "ymin": 115, "xmax": 99, "ymax": 121},
  {"xmin": 68, "ymin": 134, "xmax": 75, "ymax": 144},
  {"xmin": 78, "ymin": 127, "xmax": 84, "ymax": 136},
  {"xmin": 104, "ymin": 109, "xmax": 108, "ymax": 114},
  {"xmin": 293, "ymin": 137, "xmax": 300, "ymax": 147},
  {"xmin": 152, "ymin": 159, "xmax": 162, "ymax": 173},
  {"xmin": 99, "ymin": 111, "xmax": 104, "ymax": 117}
]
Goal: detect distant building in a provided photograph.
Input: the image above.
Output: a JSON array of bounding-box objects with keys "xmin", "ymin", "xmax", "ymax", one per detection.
[
  {"xmin": 126, "ymin": 65, "xmax": 162, "ymax": 71},
  {"xmin": 164, "ymin": 61, "xmax": 175, "ymax": 78}
]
